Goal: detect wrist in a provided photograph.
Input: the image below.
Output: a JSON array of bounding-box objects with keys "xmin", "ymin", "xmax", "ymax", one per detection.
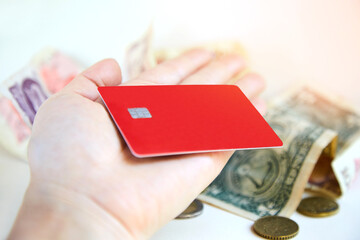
[{"xmin": 9, "ymin": 181, "xmax": 134, "ymax": 240}]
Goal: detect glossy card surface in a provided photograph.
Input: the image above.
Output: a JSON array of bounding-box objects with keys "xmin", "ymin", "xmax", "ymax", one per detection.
[{"xmin": 98, "ymin": 85, "xmax": 282, "ymax": 157}]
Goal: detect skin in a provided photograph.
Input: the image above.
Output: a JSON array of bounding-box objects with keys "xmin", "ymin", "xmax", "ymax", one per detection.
[{"xmin": 9, "ymin": 49, "xmax": 266, "ymax": 240}]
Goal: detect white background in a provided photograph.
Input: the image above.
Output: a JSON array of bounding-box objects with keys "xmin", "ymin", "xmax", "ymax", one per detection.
[{"xmin": 1, "ymin": 0, "xmax": 360, "ymax": 239}]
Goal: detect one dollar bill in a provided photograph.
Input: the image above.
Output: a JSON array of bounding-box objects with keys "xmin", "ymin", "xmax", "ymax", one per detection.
[{"xmin": 199, "ymin": 86, "xmax": 360, "ymax": 220}]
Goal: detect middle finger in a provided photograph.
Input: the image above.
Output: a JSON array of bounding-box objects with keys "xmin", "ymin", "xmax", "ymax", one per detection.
[{"xmin": 180, "ymin": 54, "xmax": 246, "ymax": 85}]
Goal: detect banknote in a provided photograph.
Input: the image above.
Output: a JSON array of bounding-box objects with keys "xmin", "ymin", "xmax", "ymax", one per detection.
[
  {"xmin": 284, "ymin": 87, "xmax": 360, "ymax": 196},
  {"xmin": 1, "ymin": 48, "xmax": 82, "ymax": 125},
  {"xmin": 31, "ymin": 48, "xmax": 80, "ymax": 94},
  {"xmin": 272, "ymin": 86, "xmax": 360, "ymax": 154},
  {"xmin": 0, "ymin": 48, "xmax": 82, "ymax": 159},
  {"xmin": 124, "ymin": 26, "xmax": 156, "ymax": 80},
  {"xmin": 199, "ymin": 85, "xmax": 360, "ymax": 220},
  {"xmin": 0, "ymin": 96, "xmax": 31, "ymax": 159},
  {"xmin": 269, "ymin": 86, "xmax": 360, "ymax": 196},
  {"xmin": 199, "ymin": 92, "xmax": 337, "ymax": 220}
]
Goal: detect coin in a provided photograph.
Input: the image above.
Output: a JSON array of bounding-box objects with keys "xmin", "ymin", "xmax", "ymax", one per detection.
[
  {"xmin": 253, "ymin": 216, "xmax": 299, "ymax": 239},
  {"xmin": 176, "ymin": 199, "xmax": 203, "ymax": 219},
  {"xmin": 297, "ymin": 196, "xmax": 339, "ymax": 217}
]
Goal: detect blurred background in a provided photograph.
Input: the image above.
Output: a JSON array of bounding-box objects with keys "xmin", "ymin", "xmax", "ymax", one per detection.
[
  {"xmin": 1, "ymin": 0, "xmax": 360, "ymax": 105},
  {"xmin": 1, "ymin": 0, "xmax": 360, "ymax": 239}
]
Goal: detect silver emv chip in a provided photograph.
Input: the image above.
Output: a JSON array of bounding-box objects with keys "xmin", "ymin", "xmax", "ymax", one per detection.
[{"xmin": 128, "ymin": 107, "xmax": 152, "ymax": 119}]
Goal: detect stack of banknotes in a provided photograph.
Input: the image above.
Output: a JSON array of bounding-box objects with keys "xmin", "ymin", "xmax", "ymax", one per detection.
[
  {"xmin": 1, "ymin": 31, "xmax": 359, "ymax": 221},
  {"xmin": 199, "ymin": 86, "xmax": 360, "ymax": 220},
  {"xmin": 0, "ymin": 48, "xmax": 82, "ymax": 159}
]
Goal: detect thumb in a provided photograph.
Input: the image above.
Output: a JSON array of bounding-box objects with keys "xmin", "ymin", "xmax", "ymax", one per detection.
[{"xmin": 62, "ymin": 58, "xmax": 122, "ymax": 101}]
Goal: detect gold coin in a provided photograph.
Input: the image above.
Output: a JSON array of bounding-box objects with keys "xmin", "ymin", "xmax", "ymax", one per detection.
[
  {"xmin": 297, "ymin": 196, "xmax": 339, "ymax": 217},
  {"xmin": 176, "ymin": 199, "xmax": 203, "ymax": 219},
  {"xmin": 253, "ymin": 216, "xmax": 299, "ymax": 240}
]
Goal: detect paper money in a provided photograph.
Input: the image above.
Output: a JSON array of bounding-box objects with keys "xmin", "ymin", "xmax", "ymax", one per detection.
[
  {"xmin": 31, "ymin": 49, "xmax": 80, "ymax": 94},
  {"xmin": 199, "ymin": 85, "xmax": 360, "ymax": 220},
  {"xmin": 270, "ymin": 86, "xmax": 360, "ymax": 196},
  {"xmin": 199, "ymin": 91, "xmax": 337, "ymax": 220},
  {"xmin": 0, "ymin": 97, "xmax": 31, "ymax": 159},
  {"xmin": 0, "ymin": 48, "xmax": 82, "ymax": 159},
  {"xmin": 125, "ymin": 26, "xmax": 156, "ymax": 80},
  {"xmin": 284, "ymin": 86, "xmax": 360, "ymax": 196}
]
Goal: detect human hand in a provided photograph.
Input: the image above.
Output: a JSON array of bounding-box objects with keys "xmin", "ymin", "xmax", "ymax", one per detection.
[{"xmin": 9, "ymin": 49, "xmax": 265, "ymax": 239}]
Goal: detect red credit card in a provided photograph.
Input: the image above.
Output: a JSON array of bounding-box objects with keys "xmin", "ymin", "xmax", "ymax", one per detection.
[{"xmin": 98, "ymin": 85, "xmax": 282, "ymax": 158}]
